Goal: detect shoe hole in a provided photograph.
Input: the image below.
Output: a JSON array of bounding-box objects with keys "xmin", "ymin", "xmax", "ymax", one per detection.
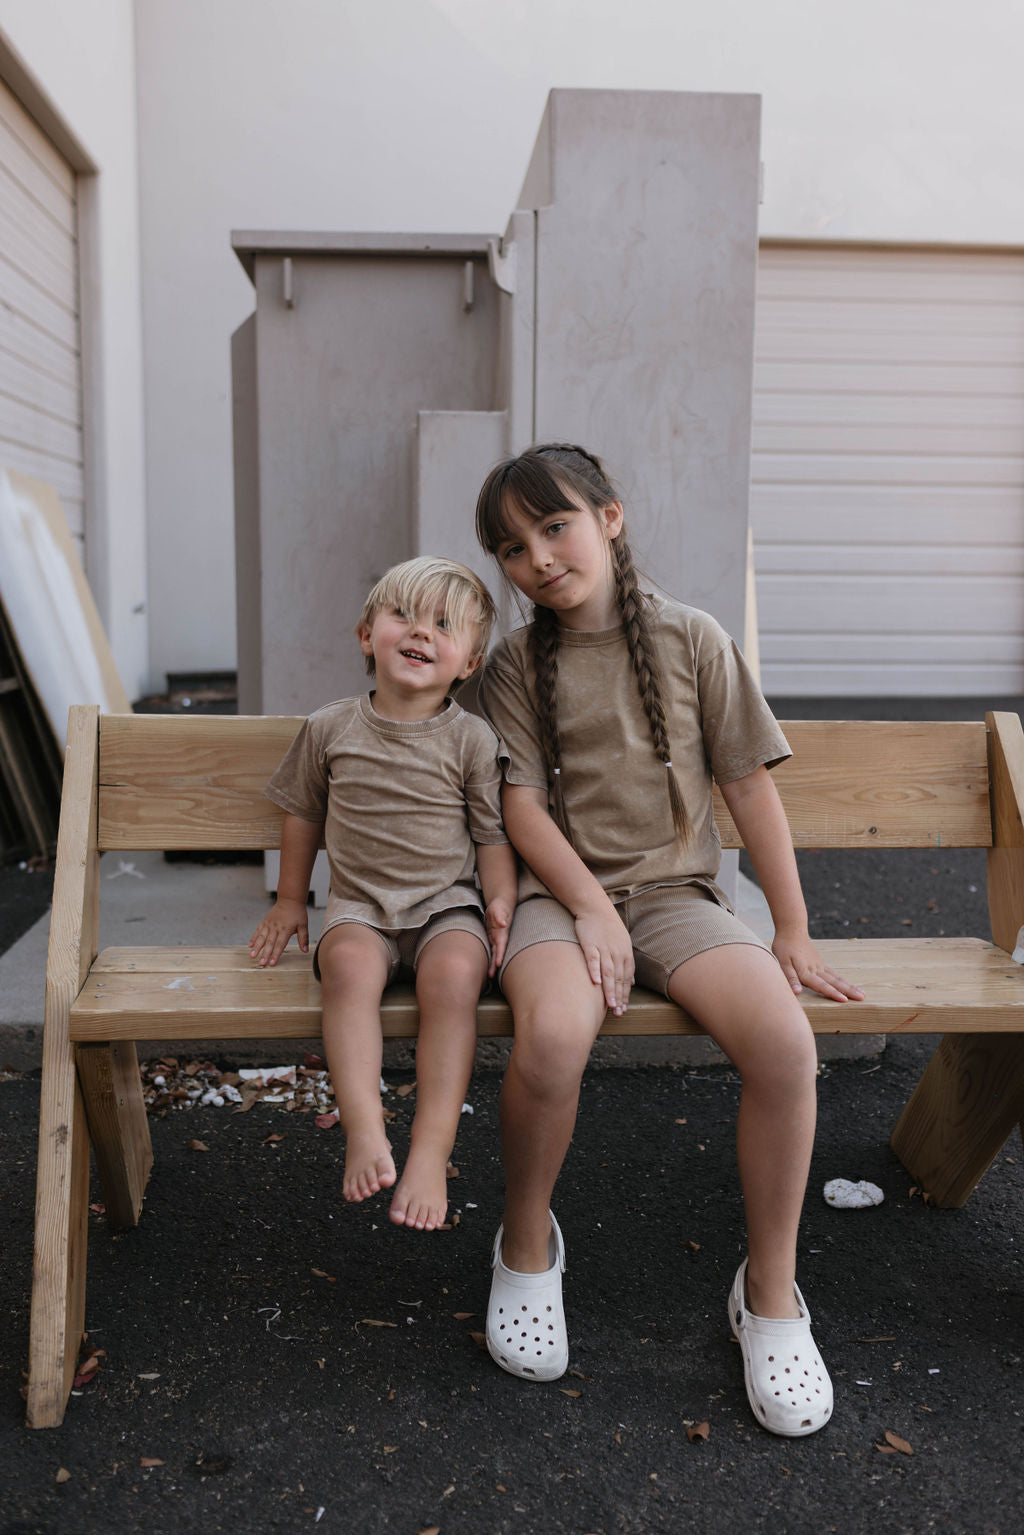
[
  {"xmin": 546, "ymin": 1305, "xmax": 552, "ymax": 1312},
  {"xmin": 801, "ymin": 1418, "xmax": 811, "ymax": 1427},
  {"xmin": 767, "ymin": 1355, "xmax": 774, "ymax": 1363},
  {"xmin": 523, "ymin": 1367, "xmax": 535, "ymax": 1376}
]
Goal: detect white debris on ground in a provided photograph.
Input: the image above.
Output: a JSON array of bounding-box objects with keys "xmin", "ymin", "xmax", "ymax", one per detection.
[
  {"xmin": 141, "ymin": 1055, "xmax": 347, "ymax": 1117},
  {"xmin": 824, "ymin": 1177, "xmax": 885, "ymax": 1209}
]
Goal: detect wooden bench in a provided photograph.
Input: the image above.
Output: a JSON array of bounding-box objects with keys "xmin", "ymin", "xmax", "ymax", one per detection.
[{"xmin": 28, "ymin": 704, "xmax": 1024, "ymax": 1427}]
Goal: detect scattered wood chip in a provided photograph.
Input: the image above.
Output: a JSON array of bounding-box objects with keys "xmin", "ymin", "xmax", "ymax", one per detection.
[
  {"xmin": 469, "ymin": 1331, "xmax": 487, "ymax": 1350},
  {"xmin": 686, "ymin": 1421, "xmax": 710, "ymax": 1443},
  {"xmin": 686, "ymin": 1240, "xmax": 701, "ymax": 1252},
  {"xmin": 569, "ymin": 1369, "xmax": 594, "ymax": 1381},
  {"xmin": 419, "ymin": 1527, "xmax": 441, "ymax": 1535},
  {"xmin": 395, "ymin": 1082, "xmax": 416, "ymax": 1098},
  {"xmin": 311, "ymin": 1268, "xmax": 336, "ymax": 1283},
  {"xmin": 360, "ymin": 1319, "xmax": 397, "ymax": 1328},
  {"xmin": 560, "ymin": 1388, "xmax": 582, "ymax": 1398},
  {"xmin": 140, "ymin": 1457, "xmax": 164, "ymax": 1468},
  {"xmin": 188, "ymin": 1139, "xmax": 210, "ymax": 1152},
  {"xmin": 55, "ymin": 1468, "xmax": 71, "ymax": 1483},
  {"xmin": 675, "ymin": 1117, "xmax": 687, "ymax": 1125},
  {"xmin": 453, "ymin": 1311, "xmax": 474, "ymax": 1320},
  {"xmin": 382, "ymin": 1445, "xmax": 398, "ymax": 1454},
  {"xmin": 446, "ymin": 1161, "xmax": 460, "ymax": 1179},
  {"xmin": 261, "ymin": 1133, "xmax": 285, "ymax": 1145},
  {"xmin": 884, "ymin": 1430, "xmax": 913, "ymax": 1455}
]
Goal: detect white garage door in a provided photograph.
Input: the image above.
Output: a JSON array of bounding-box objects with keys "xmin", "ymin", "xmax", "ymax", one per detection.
[
  {"xmin": 0, "ymin": 75, "xmax": 85, "ymax": 550},
  {"xmin": 751, "ymin": 244, "xmax": 1024, "ymax": 696}
]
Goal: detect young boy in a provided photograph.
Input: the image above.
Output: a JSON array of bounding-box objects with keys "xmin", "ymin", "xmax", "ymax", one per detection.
[{"xmin": 249, "ymin": 556, "xmax": 517, "ymax": 1231}]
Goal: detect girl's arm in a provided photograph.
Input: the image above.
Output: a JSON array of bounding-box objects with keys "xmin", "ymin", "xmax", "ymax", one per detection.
[
  {"xmin": 501, "ymin": 783, "xmax": 634, "ymax": 1015},
  {"xmin": 249, "ymin": 812, "xmax": 322, "ymax": 967},
  {"xmin": 720, "ymin": 766, "xmax": 864, "ymax": 1001},
  {"xmin": 475, "ymin": 841, "xmax": 518, "ymax": 976}
]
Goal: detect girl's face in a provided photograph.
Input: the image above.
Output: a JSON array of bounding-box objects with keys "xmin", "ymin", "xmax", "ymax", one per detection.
[{"xmin": 495, "ymin": 493, "xmax": 624, "ymax": 631}]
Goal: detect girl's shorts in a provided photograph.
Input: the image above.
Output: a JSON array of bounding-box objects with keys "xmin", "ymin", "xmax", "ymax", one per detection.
[
  {"xmin": 313, "ymin": 905, "xmax": 489, "ymax": 985},
  {"xmin": 499, "ymin": 884, "xmax": 771, "ymax": 996}
]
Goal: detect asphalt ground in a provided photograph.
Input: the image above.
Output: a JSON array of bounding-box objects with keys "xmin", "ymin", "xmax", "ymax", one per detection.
[{"xmin": 1, "ymin": 696, "xmax": 1021, "ymax": 1535}]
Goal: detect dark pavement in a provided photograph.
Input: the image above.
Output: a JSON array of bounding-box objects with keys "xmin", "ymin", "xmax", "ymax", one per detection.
[{"xmin": 1, "ymin": 697, "xmax": 1021, "ymax": 1535}]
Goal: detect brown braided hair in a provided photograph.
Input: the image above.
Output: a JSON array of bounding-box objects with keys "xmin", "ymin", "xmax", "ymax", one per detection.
[{"xmin": 475, "ymin": 443, "xmax": 691, "ymax": 847}]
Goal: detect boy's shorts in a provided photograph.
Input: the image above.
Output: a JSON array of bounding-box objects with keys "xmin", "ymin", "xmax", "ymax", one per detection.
[
  {"xmin": 498, "ymin": 883, "xmax": 772, "ymax": 995},
  {"xmin": 313, "ymin": 905, "xmax": 489, "ymax": 985}
]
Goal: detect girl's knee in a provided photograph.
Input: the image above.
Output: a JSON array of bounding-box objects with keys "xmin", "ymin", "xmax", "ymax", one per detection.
[{"xmin": 508, "ymin": 1010, "xmax": 595, "ymax": 1097}]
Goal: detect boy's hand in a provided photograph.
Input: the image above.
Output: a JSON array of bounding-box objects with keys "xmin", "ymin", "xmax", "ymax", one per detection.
[
  {"xmin": 771, "ymin": 926, "xmax": 864, "ymax": 1002},
  {"xmin": 249, "ymin": 898, "xmax": 309, "ymax": 968},
  {"xmin": 484, "ymin": 897, "xmax": 514, "ymax": 976}
]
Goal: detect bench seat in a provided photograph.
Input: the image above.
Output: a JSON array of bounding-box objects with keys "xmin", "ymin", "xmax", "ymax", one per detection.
[{"xmin": 70, "ymin": 937, "xmax": 1024, "ymax": 1041}]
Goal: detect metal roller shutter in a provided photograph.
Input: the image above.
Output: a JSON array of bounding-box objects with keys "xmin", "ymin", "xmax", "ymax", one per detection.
[
  {"xmin": 751, "ymin": 244, "xmax": 1024, "ymax": 696},
  {"xmin": 0, "ymin": 74, "xmax": 85, "ymax": 550}
]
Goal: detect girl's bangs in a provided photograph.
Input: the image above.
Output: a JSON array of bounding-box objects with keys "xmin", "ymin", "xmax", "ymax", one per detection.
[{"xmin": 477, "ymin": 458, "xmax": 580, "ymax": 550}]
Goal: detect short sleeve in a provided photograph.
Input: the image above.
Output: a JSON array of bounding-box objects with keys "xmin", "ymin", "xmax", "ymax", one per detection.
[
  {"xmin": 477, "ymin": 645, "xmax": 548, "ymax": 790},
  {"xmin": 265, "ymin": 717, "xmax": 329, "ymax": 822},
  {"xmin": 697, "ymin": 637, "xmax": 791, "ymax": 785},
  {"xmin": 463, "ymin": 721, "xmax": 511, "ymax": 845}
]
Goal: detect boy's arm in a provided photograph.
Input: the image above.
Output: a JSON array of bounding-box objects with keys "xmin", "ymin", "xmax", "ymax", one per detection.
[
  {"xmin": 475, "ymin": 840, "xmax": 518, "ymax": 976},
  {"xmin": 719, "ymin": 765, "xmax": 864, "ymax": 1001},
  {"xmin": 249, "ymin": 812, "xmax": 323, "ymax": 967}
]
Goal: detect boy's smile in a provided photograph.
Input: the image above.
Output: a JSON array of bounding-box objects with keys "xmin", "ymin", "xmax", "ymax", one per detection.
[{"xmin": 358, "ymin": 604, "xmax": 482, "ymax": 719}]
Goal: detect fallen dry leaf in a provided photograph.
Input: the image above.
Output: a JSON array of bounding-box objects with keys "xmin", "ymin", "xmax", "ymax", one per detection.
[
  {"xmin": 418, "ymin": 1527, "xmax": 441, "ymax": 1535},
  {"xmin": 446, "ymin": 1162, "xmax": 460, "ymax": 1179},
  {"xmin": 360, "ymin": 1319, "xmax": 398, "ymax": 1328},
  {"xmin": 55, "ymin": 1468, "xmax": 71, "ymax": 1484},
  {"xmin": 89, "ymin": 1202, "xmax": 105, "ymax": 1215},
  {"xmin": 560, "ymin": 1388, "xmax": 582, "ymax": 1398},
  {"xmin": 686, "ymin": 1421, "xmax": 710, "ymax": 1443},
  {"xmin": 140, "ymin": 1457, "xmax": 164, "ymax": 1468},
  {"xmin": 188, "ymin": 1139, "xmax": 210, "ymax": 1152},
  {"xmin": 311, "ymin": 1268, "xmax": 336, "ymax": 1283},
  {"xmin": 382, "ymin": 1445, "xmax": 398, "ymax": 1454},
  {"xmin": 469, "ymin": 1331, "xmax": 487, "ymax": 1350},
  {"xmin": 884, "ymin": 1430, "xmax": 914, "ymax": 1455},
  {"xmin": 875, "ymin": 1444, "xmax": 898, "ymax": 1455},
  {"xmin": 315, "ymin": 1110, "xmax": 339, "ymax": 1130},
  {"xmin": 453, "ymin": 1311, "xmax": 474, "ymax": 1320},
  {"xmin": 261, "ymin": 1133, "xmax": 285, "ymax": 1145},
  {"xmin": 569, "ymin": 1369, "xmax": 594, "ymax": 1381},
  {"xmin": 675, "ymin": 1117, "xmax": 687, "ymax": 1125},
  {"xmin": 395, "ymin": 1082, "xmax": 416, "ymax": 1098},
  {"xmin": 686, "ymin": 1240, "xmax": 701, "ymax": 1252}
]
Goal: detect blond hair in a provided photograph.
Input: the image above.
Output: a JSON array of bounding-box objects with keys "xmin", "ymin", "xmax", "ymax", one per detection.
[{"xmin": 358, "ymin": 556, "xmax": 496, "ymax": 677}]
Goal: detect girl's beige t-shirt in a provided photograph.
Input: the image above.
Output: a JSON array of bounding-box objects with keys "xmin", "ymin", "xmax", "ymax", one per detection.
[
  {"xmin": 478, "ymin": 596, "xmax": 790, "ymax": 905},
  {"xmin": 265, "ymin": 694, "xmax": 508, "ymax": 931}
]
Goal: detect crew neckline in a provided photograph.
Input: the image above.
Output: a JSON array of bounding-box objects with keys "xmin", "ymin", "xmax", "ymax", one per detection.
[{"xmin": 359, "ymin": 693, "xmax": 461, "ymax": 735}]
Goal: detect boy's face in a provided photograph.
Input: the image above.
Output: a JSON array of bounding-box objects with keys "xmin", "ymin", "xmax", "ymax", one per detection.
[{"xmin": 357, "ymin": 603, "xmax": 483, "ymax": 701}]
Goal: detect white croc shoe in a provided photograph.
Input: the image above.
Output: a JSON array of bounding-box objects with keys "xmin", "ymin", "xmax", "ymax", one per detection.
[
  {"xmin": 486, "ymin": 1211, "xmax": 568, "ymax": 1381},
  {"xmin": 729, "ymin": 1259, "xmax": 834, "ymax": 1436}
]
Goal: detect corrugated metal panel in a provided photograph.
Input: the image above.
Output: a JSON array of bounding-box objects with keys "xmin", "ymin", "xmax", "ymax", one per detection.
[
  {"xmin": 0, "ymin": 76, "xmax": 84, "ymax": 543},
  {"xmin": 752, "ymin": 246, "xmax": 1024, "ymax": 696}
]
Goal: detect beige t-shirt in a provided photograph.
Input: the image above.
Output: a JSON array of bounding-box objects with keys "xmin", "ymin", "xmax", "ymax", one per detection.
[
  {"xmin": 265, "ymin": 694, "xmax": 509, "ymax": 930},
  {"xmin": 478, "ymin": 595, "xmax": 790, "ymax": 905}
]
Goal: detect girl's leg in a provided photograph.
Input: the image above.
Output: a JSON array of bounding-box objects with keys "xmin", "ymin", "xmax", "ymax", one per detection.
[
  {"xmin": 667, "ymin": 944, "xmax": 818, "ymax": 1320},
  {"xmin": 390, "ymin": 930, "xmax": 489, "ymax": 1231},
  {"xmin": 498, "ymin": 942, "xmax": 607, "ymax": 1272},
  {"xmin": 317, "ymin": 923, "xmax": 394, "ymax": 1203}
]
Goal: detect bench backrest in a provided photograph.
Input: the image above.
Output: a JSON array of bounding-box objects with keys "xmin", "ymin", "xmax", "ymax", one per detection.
[{"xmin": 92, "ymin": 713, "xmax": 994, "ymax": 852}]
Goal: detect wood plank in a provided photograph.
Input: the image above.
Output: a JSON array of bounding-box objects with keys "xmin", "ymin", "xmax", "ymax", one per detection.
[
  {"xmin": 27, "ymin": 705, "xmax": 99, "ymax": 1428},
  {"xmin": 68, "ymin": 938, "xmax": 1024, "ymax": 1042},
  {"xmin": 890, "ymin": 1033, "xmax": 1024, "ymax": 1207},
  {"xmin": 96, "ymin": 716, "xmax": 992, "ymax": 852},
  {"xmin": 986, "ymin": 711, "xmax": 1024, "ymax": 955},
  {"xmin": 76, "ymin": 1042, "xmax": 153, "ymax": 1231}
]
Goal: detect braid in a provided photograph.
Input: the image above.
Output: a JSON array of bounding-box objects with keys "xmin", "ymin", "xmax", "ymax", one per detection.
[
  {"xmin": 612, "ymin": 538, "xmax": 691, "ymax": 847},
  {"xmin": 529, "ymin": 604, "xmax": 573, "ymax": 843}
]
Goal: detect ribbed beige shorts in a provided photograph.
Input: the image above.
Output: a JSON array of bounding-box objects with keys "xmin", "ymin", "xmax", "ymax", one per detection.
[
  {"xmin": 313, "ymin": 905, "xmax": 489, "ymax": 985},
  {"xmin": 499, "ymin": 884, "xmax": 772, "ymax": 995}
]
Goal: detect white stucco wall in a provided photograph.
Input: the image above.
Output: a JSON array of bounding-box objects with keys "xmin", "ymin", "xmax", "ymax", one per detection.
[
  {"xmin": 1, "ymin": 1, "xmax": 149, "ymax": 698},
  {"xmin": 134, "ymin": 0, "xmax": 1024, "ymax": 685}
]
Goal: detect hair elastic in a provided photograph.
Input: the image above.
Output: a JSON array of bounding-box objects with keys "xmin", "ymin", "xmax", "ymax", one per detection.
[{"xmin": 553, "ymin": 767, "xmax": 561, "ymax": 775}]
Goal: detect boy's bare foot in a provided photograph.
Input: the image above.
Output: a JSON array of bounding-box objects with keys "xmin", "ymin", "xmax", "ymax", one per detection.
[
  {"xmin": 342, "ymin": 1129, "xmax": 396, "ymax": 1203},
  {"xmin": 389, "ymin": 1149, "xmax": 449, "ymax": 1231}
]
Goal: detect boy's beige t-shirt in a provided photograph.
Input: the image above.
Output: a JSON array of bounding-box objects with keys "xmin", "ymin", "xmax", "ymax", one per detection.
[
  {"xmin": 478, "ymin": 595, "xmax": 790, "ymax": 906},
  {"xmin": 265, "ymin": 695, "xmax": 509, "ymax": 931}
]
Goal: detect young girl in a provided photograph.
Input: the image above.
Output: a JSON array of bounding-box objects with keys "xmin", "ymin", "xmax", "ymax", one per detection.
[{"xmin": 474, "ymin": 444, "xmax": 863, "ymax": 1436}]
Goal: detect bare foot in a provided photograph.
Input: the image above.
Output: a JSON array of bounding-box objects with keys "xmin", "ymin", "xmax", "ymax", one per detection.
[
  {"xmin": 389, "ymin": 1149, "xmax": 449, "ymax": 1230},
  {"xmin": 343, "ymin": 1129, "xmax": 396, "ymax": 1203}
]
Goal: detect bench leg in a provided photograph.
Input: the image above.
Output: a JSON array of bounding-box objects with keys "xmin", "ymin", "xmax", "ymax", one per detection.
[
  {"xmin": 76, "ymin": 1042, "xmax": 153, "ymax": 1231},
  {"xmin": 27, "ymin": 1047, "xmax": 91, "ymax": 1428},
  {"xmin": 890, "ymin": 1033, "xmax": 1024, "ymax": 1207}
]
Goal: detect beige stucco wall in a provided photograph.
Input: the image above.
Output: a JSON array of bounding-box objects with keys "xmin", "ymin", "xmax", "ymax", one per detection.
[{"xmin": 130, "ymin": 0, "xmax": 1024, "ymax": 686}]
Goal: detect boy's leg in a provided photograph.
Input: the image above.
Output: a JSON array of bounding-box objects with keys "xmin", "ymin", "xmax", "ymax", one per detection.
[
  {"xmin": 317, "ymin": 922, "xmax": 395, "ymax": 1203},
  {"xmin": 666, "ymin": 943, "xmax": 817, "ymax": 1320},
  {"xmin": 390, "ymin": 929, "xmax": 489, "ymax": 1230},
  {"xmin": 497, "ymin": 941, "xmax": 606, "ymax": 1271}
]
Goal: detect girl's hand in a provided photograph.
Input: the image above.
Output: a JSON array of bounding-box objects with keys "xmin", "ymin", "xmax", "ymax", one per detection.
[
  {"xmin": 771, "ymin": 927, "xmax": 864, "ymax": 1002},
  {"xmin": 249, "ymin": 898, "xmax": 309, "ymax": 968},
  {"xmin": 574, "ymin": 905, "xmax": 634, "ymax": 1017},
  {"xmin": 484, "ymin": 897, "xmax": 515, "ymax": 977}
]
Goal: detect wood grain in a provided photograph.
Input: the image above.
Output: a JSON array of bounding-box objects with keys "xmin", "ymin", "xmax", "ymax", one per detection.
[{"xmin": 76, "ymin": 1042, "xmax": 153, "ymax": 1231}]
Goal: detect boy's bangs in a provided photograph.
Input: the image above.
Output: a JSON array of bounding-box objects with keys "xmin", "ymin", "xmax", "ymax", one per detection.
[
  {"xmin": 377, "ymin": 566, "xmax": 487, "ymax": 644},
  {"xmin": 477, "ymin": 457, "xmax": 579, "ymax": 550}
]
